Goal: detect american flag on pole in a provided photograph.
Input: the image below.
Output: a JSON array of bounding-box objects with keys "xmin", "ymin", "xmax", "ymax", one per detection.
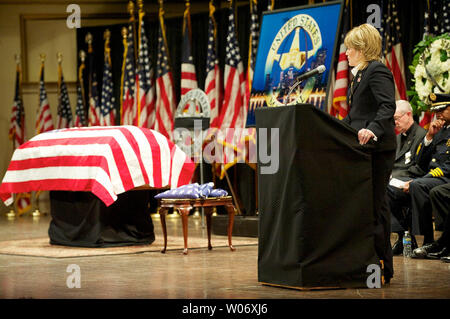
[
  {"xmin": 100, "ymin": 32, "xmax": 116, "ymax": 127},
  {"xmin": 205, "ymin": 0, "xmax": 222, "ymax": 128},
  {"xmin": 121, "ymin": 24, "xmax": 138, "ymax": 126},
  {"xmin": 180, "ymin": 1, "xmax": 198, "ymax": 109},
  {"xmin": 36, "ymin": 61, "xmax": 54, "ymax": 134},
  {"xmin": 9, "ymin": 58, "xmax": 32, "ymax": 216},
  {"xmin": 330, "ymin": 0, "xmax": 350, "ymax": 120},
  {"xmin": 137, "ymin": 10, "xmax": 156, "ymax": 129},
  {"xmin": 74, "ymin": 83, "xmax": 87, "ymax": 127},
  {"xmin": 382, "ymin": 0, "xmax": 407, "ymax": 101},
  {"xmin": 9, "ymin": 61, "xmax": 25, "ymax": 149},
  {"xmin": 86, "ymin": 37, "xmax": 101, "ymax": 127},
  {"xmin": 216, "ymin": 3, "xmax": 246, "ymax": 131},
  {"xmin": 154, "ymin": 5, "xmax": 176, "ymax": 141},
  {"xmin": 56, "ymin": 62, "xmax": 73, "ymax": 129},
  {"xmin": 100, "ymin": 58, "xmax": 116, "ymax": 126},
  {"xmin": 0, "ymin": 126, "xmax": 196, "ymax": 207},
  {"xmin": 74, "ymin": 52, "xmax": 87, "ymax": 127},
  {"xmin": 244, "ymin": 0, "xmax": 259, "ymax": 127},
  {"xmin": 88, "ymin": 71, "xmax": 101, "ymax": 127},
  {"xmin": 214, "ymin": 1, "xmax": 247, "ymax": 179}
]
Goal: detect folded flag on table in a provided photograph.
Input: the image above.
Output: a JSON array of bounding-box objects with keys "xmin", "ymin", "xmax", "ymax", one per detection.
[{"xmin": 155, "ymin": 182, "xmax": 228, "ymax": 199}]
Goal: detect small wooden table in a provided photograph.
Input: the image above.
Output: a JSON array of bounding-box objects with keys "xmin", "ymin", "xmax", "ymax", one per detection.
[{"xmin": 158, "ymin": 196, "xmax": 236, "ymax": 255}]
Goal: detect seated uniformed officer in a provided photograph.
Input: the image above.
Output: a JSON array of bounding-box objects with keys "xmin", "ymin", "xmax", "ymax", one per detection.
[
  {"xmin": 386, "ymin": 93, "xmax": 450, "ymax": 256},
  {"xmin": 411, "ymin": 93, "xmax": 450, "ymax": 258},
  {"xmin": 428, "ymin": 183, "xmax": 450, "ymax": 262}
]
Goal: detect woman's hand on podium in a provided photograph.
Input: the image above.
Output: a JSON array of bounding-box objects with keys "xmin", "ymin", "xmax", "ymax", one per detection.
[{"xmin": 358, "ymin": 128, "xmax": 376, "ymax": 145}]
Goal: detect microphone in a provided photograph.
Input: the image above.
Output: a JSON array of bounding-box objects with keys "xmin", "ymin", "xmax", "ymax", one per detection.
[{"xmin": 295, "ymin": 65, "xmax": 326, "ymax": 82}]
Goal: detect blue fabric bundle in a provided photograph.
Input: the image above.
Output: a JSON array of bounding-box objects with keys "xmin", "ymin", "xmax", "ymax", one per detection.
[{"xmin": 154, "ymin": 182, "xmax": 228, "ymax": 199}]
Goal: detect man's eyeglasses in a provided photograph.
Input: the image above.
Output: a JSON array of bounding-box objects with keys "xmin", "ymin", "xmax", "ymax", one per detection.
[{"xmin": 394, "ymin": 112, "xmax": 407, "ymax": 121}]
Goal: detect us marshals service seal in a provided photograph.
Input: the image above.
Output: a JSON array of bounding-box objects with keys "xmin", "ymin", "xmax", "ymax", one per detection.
[{"xmin": 265, "ymin": 14, "xmax": 323, "ymax": 107}]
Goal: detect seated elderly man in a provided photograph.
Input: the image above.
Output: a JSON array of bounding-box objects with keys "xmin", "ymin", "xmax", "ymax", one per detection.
[
  {"xmin": 386, "ymin": 100, "xmax": 426, "ymax": 254},
  {"xmin": 386, "ymin": 93, "xmax": 450, "ymax": 256}
]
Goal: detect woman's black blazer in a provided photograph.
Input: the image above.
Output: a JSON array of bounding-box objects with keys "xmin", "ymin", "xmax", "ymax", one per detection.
[{"xmin": 343, "ymin": 60, "xmax": 397, "ymax": 151}]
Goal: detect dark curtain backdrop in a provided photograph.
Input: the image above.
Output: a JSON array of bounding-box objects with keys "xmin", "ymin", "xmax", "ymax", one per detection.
[
  {"xmin": 76, "ymin": 0, "xmax": 428, "ymax": 215},
  {"xmin": 76, "ymin": 0, "xmax": 427, "ymax": 125}
]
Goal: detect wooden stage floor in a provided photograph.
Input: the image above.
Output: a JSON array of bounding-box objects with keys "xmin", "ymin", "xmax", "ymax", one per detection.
[{"xmin": 0, "ymin": 212, "xmax": 449, "ymax": 300}]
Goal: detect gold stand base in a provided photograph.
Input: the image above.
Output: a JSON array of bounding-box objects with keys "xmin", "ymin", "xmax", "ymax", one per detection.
[{"xmin": 6, "ymin": 210, "xmax": 16, "ymax": 219}]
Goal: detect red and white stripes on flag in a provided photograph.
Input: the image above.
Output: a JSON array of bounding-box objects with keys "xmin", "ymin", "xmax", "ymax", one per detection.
[
  {"xmin": 9, "ymin": 62, "xmax": 25, "ymax": 149},
  {"xmin": 154, "ymin": 5, "xmax": 176, "ymax": 141},
  {"xmin": 382, "ymin": 0, "xmax": 407, "ymax": 101},
  {"xmin": 204, "ymin": 1, "xmax": 222, "ymax": 128},
  {"xmin": 330, "ymin": 0, "xmax": 350, "ymax": 119},
  {"xmin": 36, "ymin": 62, "xmax": 54, "ymax": 134},
  {"xmin": 331, "ymin": 41, "xmax": 349, "ymax": 119},
  {"xmin": 211, "ymin": 2, "xmax": 246, "ymax": 179},
  {"xmin": 9, "ymin": 60, "xmax": 32, "ymax": 216},
  {"xmin": 180, "ymin": 2, "xmax": 198, "ymax": 102},
  {"xmin": 0, "ymin": 126, "xmax": 196, "ymax": 207},
  {"xmin": 137, "ymin": 10, "xmax": 156, "ymax": 129}
]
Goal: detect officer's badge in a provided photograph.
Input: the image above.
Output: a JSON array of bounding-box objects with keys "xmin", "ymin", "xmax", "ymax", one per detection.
[
  {"xmin": 430, "ymin": 93, "xmax": 437, "ymax": 102},
  {"xmin": 447, "ymin": 139, "xmax": 450, "ymax": 147}
]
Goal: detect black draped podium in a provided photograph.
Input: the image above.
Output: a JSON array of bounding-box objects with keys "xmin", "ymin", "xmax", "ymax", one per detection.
[
  {"xmin": 49, "ymin": 190, "xmax": 155, "ymax": 247},
  {"xmin": 256, "ymin": 104, "xmax": 379, "ymax": 288}
]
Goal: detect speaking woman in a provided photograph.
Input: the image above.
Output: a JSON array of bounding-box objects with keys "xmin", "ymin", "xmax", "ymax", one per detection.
[{"xmin": 343, "ymin": 23, "xmax": 397, "ymax": 283}]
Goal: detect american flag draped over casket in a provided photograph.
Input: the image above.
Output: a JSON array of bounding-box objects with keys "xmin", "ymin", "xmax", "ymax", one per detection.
[{"xmin": 0, "ymin": 126, "xmax": 196, "ymax": 207}]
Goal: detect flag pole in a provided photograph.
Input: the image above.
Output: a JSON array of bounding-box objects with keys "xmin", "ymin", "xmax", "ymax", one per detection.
[
  {"xmin": 120, "ymin": 27, "xmax": 128, "ymax": 125},
  {"xmin": 57, "ymin": 52, "xmax": 63, "ymax": 129},
  {"xmin": 32, "ymin": 54, "xmax": 47, "ymax": 218},
  {"xmin": 6, "ymin": 54, "xmax": 22, "ymax": 219},
  {"xmin": 137, "ymin": 0, "xmax": 144, "ymax": 126},
  {"xmin": 224, "ymin": 169, "xmax": 242, "ymax": 216}
]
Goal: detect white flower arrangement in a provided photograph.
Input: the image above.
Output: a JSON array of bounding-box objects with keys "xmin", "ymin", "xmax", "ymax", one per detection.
[{"xmin": 408, "ymin": 33, "xmax": 450, "ymax": 114}]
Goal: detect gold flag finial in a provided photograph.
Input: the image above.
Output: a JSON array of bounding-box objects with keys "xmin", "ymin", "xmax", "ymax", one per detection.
[
  {"xmin": 128, "ymin": 0, "xmax": 135, "ymax": 20},
  {"xmin": 14, "ymin": 53, "xmax": 21, "ymax": 65},
  {"xmin": 57, "ymin": 52, "xmax": 63, "ymax": 64},
  {"xmin": 137, "ymin": 0, "xmax": 144, "ymax": 11},
  {"xmin": 209, "ymin": 0, "xmax": 215, "ymax": 16},
  {"xmin": 104, "ymin": 29, "xmax": 112, "ymax": 65},
  {"xmin": 40, "ymin": 53, "xmax": 46, "ymax": 63},
  {"xmin": 121, "ymin": 26, "xmax": 128, "ymax": 39},
  {"xmin": 85, "ymin": 32, "xmax": 92, "ymax": 45},
  {"xmin": 79, "ymin": 50, "xmax": 86, "ymax": 63},
  {"xmin": 85, "ymin": 32, "xmax": 93, "ymax": 53},
  {"xmin": 104, "ymin": 29, "xmax": 111, "ymax": 41}
]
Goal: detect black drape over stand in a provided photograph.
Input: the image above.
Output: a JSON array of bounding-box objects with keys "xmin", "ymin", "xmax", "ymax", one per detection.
[
  {"xmin": 257, "ymin": 104, "xmax": 379, "ymax": 288},
  {"xmin": 48, "ymin": 190, "xmax": 155, "ymax": 247}
]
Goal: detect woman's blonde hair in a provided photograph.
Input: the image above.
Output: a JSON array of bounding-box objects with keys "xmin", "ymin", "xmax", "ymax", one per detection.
[{"xmin": 344, "ymin": 23, "xmax": 382, "ymax": 69}]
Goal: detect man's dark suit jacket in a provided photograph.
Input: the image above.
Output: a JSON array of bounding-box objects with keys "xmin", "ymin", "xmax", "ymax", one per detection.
[
  {"xmin": 343, "ymin": 60, "xmax": 396, "ymax": 151},
  {"xmin": 392, "ymin": 122, "xmax": 427, "ymax": 179}
]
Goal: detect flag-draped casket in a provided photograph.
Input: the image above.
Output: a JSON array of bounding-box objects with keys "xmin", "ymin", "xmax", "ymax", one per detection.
[
  {"xmin": 0, "ymin": 126, "xmax": 195, "ymax": 247},
  {"xmin": 256, "ymin": 104, "xmax": 379, "ymax": 288}
]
